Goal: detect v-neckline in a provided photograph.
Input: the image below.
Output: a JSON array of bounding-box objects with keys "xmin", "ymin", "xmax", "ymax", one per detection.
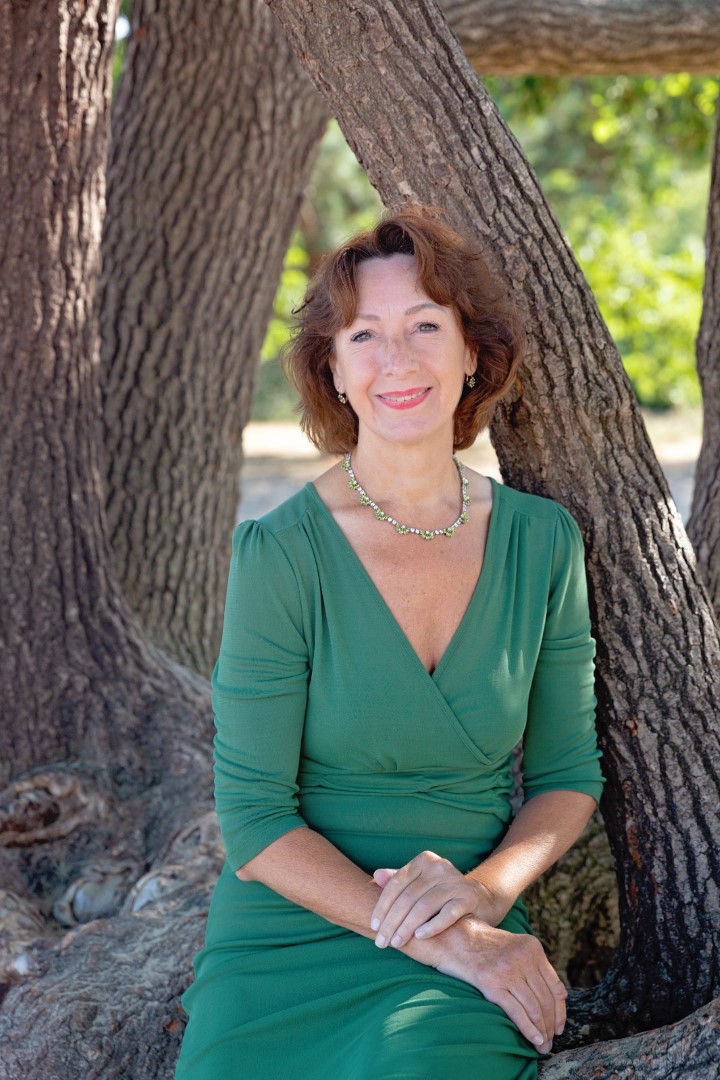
[{"xmin": 306, "ymin": 474, "xmax": 502, "ymax": 683}]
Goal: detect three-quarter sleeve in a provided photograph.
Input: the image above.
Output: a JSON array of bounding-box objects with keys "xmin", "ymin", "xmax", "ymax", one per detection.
[
  {"xmin": 211, "ymin": 520, "xmax": 310, "ymax": 872},
  {"xmin": 522, "ymin": 503, "xmax": 605, "ymax": 804}
]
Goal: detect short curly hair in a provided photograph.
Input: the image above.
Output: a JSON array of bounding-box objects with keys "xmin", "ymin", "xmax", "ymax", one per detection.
[{"xmin": 281, "ymin": 206, "xmax": 525, "ymax": 453}]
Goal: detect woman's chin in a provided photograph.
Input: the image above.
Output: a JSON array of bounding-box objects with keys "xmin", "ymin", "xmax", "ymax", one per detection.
[{"xmin": 358, "ymin": 412, "xmax": 455, "ymax": 450}]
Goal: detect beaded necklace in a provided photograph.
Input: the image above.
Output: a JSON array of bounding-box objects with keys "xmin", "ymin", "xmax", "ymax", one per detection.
[{"xmin": 341, "ymin": 452, "xmax": 470, "ymax": 540}]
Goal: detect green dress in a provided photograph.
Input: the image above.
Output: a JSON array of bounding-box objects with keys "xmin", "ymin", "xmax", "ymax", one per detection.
[{"xmin": 176, "ymin": 477, "xmax": 605, "ymax": 1080}]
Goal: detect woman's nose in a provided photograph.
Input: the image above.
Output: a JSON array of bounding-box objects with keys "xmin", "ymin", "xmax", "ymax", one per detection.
[{"xmin": 381, "ymin": 336, "xmax": 418, "ymax": 372}]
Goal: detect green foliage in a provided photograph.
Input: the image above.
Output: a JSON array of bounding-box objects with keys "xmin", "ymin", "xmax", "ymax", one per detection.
[
  {"xmin": 112, "ymin": 2, "xmax": 131, "ymax": 96},
  {"xmin": 255, "ymin": 76, "xmax": 717, "ymax": 418},
  {"xmin": 484, "ymin": 74, "xmax": 716, "ymax": 407},
  {"xmin": 260, "ymin": 238, "xmax": 310, "ymax": 363},
  {"xmin": 252, "ymin": 238, "xmax": 310, "ymax": 421},
  {"xmin": 570, "ymin": 191, "xmax": 705, "ymax": 406},
  {"xmin": 300, "ymin": 121, "xmax": 383, "ymax": 256},
  {"xmin": 483, "ymin": 73, "xmax": 716, "ymax": 211}
]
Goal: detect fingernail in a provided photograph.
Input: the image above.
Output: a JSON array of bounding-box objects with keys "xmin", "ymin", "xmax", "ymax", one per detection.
[
  {"xmin": 556, "ymin": 1024, "xmax": 565, "ymax": 1036},
  {"xmin": 371, "ymin": 918, "xmax": 380, "ymax": 931},
  {"xmin": 533, "ymin": 1035, "xmax": 544, "ymax": 1046},
  {"xmin": 375, "ymin": 934, "xmax": 386, "ymax": 948},
  {"xmin": 390, "ymin": 934, "xmax": 402, "ymax": 947}
]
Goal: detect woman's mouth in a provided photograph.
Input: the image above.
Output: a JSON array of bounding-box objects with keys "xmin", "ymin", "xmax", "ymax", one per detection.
[{"xmin": 377, "ymin": 388, "xmax": 431, "ymax": 410}]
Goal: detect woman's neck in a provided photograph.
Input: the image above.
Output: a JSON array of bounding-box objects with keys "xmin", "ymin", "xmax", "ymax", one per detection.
[{"xmin": 349, "ymin": 433, "xmax": 462, "ymax": 522}]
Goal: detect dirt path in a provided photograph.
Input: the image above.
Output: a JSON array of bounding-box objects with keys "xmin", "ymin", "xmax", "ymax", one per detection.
[{"xmin": 239, "ymin": 406, "xmax": 702, "ymax": 524}]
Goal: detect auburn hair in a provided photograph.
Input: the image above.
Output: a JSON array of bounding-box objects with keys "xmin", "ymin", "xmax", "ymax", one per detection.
[{"xmin": 280, "ymin": 205, "xmax": 525, "ymax": 453}]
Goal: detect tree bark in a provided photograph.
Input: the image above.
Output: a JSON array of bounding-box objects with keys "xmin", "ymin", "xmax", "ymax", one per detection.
[
  {"xmin": 688, "ymin": 94, "xmax": 720, "ymax": 624},
  {"xmin": 0, "ymin": 0, "xmax": 213, "ymax": 1068},
  {"xmin": 0, "ymin": 813, "xmax": 224, "ymax": 1077},
  {"xmin": 267, "ymin": 0, "xmax": 720, "ymax": 1054},
  {"xmin": 446, "ymin": 0, "xmax": 720, "ymax": 75},
  {"xmin": 540, "ymin": 998, "xmax": 720, "ymax": 1078},
  {"xmin": 99, "ymin": 0, "xmax": 328, "ymax": 675}
]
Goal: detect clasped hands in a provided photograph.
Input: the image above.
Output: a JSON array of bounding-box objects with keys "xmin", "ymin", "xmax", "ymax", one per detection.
[{"xmin": 370, "ymin": 850, "xmax": 566, "ymax": 1055}]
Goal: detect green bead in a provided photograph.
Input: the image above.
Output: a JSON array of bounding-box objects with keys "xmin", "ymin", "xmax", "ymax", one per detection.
[
  {"xmin": 348, "ymin": 478, "xmax": 359, "ymax": 490},
  {"xmin": 421, "ymin": 530, "xmax": 434, "ymax": 541},
  {"xmin": 445, "ymin": 526, "xmax": 456, "ymax": 537},
  {"xmin": 360, "ymin": 494, "xmax": 371, "ymax": 505},
  {"xmin": 395, "ymin": 524, "xmax": 409, "ymax": 534},
  {"xmin": 460, "ymin": 511, "xmax": 468, "ymax": 524},
  {"xmin": 375, "ymin": 509, "xmax": 387, "ymax": 520}
]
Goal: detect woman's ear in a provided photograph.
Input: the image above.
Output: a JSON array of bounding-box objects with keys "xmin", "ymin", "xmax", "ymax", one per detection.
[{"xmin": 328, "ymin": 357, "xmax": 344, "ymax": 397}]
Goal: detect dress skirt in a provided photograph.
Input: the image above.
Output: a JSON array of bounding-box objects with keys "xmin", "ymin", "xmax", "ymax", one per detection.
[{"xmin": 177, "ymin": 862, "xmax": 540, "ymax": 1080}]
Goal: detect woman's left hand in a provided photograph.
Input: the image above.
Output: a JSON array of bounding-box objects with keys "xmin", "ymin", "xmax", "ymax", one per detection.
[{"xmin": 370, "ymin": 851, "xmax": 505, "ymax": 949}]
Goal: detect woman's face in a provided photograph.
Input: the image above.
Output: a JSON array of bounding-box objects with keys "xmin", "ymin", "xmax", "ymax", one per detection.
[{"xmin": 330, "ymin": 254, "xmax": 476, "ymax": 451}]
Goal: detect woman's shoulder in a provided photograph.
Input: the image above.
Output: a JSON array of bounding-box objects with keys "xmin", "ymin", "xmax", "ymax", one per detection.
[
  {"xmin": 252, "ymin": 484, "xmax": 316, "ymax": 536},
  {"xmin": 494, "ymin": 478, "xmax": 586, "ymax": 567},
  {"xmin": 231, "ymin": 484, "xmax": 321, "ymax": 569}
]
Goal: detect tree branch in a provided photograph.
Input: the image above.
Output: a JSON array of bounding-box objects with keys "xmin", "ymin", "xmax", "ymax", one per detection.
[
  {"xmin": 444, "ymin": 0, "xmax": 720, "ymax": 75},
  {"xmin": 688, "ymin": 94, "xmax": 720, "ymax": 622}
]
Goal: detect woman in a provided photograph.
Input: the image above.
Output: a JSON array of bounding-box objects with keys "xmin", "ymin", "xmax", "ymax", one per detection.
[{"xmin": 175, "ymin": 207, "xmax": 605, "ymax": 1080}]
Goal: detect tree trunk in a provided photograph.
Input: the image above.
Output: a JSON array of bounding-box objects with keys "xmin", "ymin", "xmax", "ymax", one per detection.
[
  {"xmin": 99, "ymin": 0, "xmax": 328, "ymax": 675},
  {"xmin": 688, "ymin": 93, "xmax": 720, "ymax": 624},
  {"xmin": 0, "ymin": 2, "xmax": 213, "ymax": 1071},
  {"xmin": 267, "ymin": 0, "xmax": 720, "ymax": 1058},
  {"xmin": 446, "ymin": 0, "xmax": 720, "ymax": 75}
]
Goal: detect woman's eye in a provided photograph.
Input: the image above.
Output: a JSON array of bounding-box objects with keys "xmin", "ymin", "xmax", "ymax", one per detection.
[
  {"xmin": 417, "ymin": 322, "xmax": 439, "ymax": 332},
  {"xmin": 350, "ymin": 329, "xmax": 371, "ymax": 343}
]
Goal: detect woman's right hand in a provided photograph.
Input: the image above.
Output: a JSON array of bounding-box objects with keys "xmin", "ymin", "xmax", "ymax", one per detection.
[{"xmin": 406, "ymin": 915, "xmax": 567, "ymax": 1055}]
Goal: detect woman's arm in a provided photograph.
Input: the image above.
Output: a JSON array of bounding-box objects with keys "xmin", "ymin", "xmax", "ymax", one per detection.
[
  {"xmin": 236, "ymin": 824, "xmax": 566, "ymax": 1053},
  {"xmin": 236, "ymin": 825, "xmax": 383, "ymax": 935},
  {"xmin": 369, "ymin": 790, "xmax": 596, "ymax": 945},
  {"xmin": 466, "ymin": 789, "xmax": 597, "ymax": 923}
]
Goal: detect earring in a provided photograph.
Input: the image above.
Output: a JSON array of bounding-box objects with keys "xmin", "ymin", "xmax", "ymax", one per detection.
[
  {"xmin": 465, "ymin": 374, "xmax": 476, "ymax": 389},
  {"xmin": 337, "ymin": 392, "xmax": 347, "ymax": 404}
]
